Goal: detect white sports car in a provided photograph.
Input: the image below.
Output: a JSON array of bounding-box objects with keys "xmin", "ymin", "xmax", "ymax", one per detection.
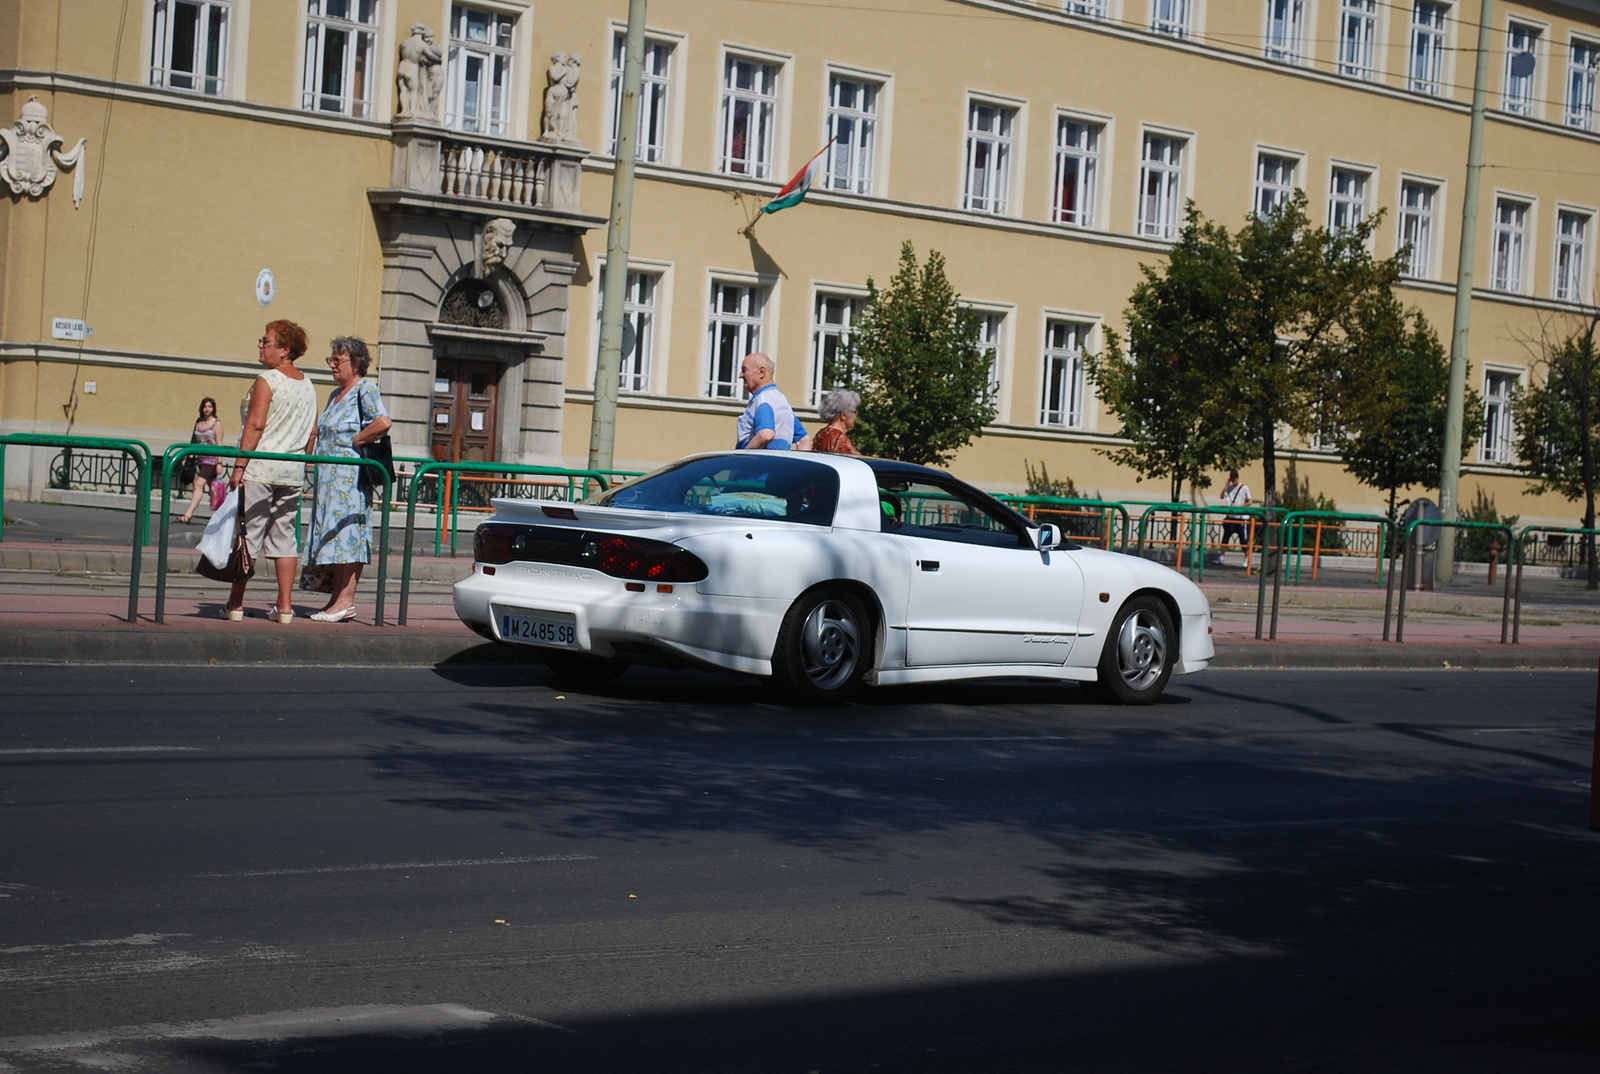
[{"xmin": 453, "ymin": 451, "xmax": 1212, "ymax": 704}]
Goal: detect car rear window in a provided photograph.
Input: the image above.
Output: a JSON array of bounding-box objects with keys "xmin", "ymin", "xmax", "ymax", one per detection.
[{"xmin": 592, "ymin": 456, "xmax": 839, "ymax": 526}]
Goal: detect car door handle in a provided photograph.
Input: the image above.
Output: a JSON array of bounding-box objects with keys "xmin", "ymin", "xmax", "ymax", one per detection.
[{"xmin": 919, "ymin": 560, "xmax": 940, "ymax": 572}]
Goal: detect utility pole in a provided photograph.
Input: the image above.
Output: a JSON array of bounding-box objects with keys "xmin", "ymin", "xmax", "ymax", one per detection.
[
  {"xmin": 588, "ymin": 0, "xmax": 647, "ymax": 473},
  {"xmin": 1437, "ymin": 0, "xmax": 1495, "ymax": 586}
]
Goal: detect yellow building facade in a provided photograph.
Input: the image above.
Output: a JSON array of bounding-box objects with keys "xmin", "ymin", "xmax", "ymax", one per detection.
[{"xmin": 3, "ymin": 0, "xmax": 1598, "ymax": 525}]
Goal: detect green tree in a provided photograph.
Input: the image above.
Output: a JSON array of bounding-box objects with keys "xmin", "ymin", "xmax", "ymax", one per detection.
[
  {"xmin": 1513, "ymin": 315, "xmax": 1600, "ymax": 588},
  {"xmin": 1330, "ymin": 292, "xmax": 1482, "ymax": 521},
  {"xmin": 1104, "ymin": 194, "xmax": 1404, "ymax": 506},
  {"xmin": 846, "ymin": 242, "xmax": 997, "ymax": 465}
]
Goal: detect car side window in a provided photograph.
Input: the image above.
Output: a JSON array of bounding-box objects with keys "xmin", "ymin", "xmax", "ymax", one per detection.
[{"xmin": 875, "ymin": 477, "xmax": 1029, "ymax": 549}]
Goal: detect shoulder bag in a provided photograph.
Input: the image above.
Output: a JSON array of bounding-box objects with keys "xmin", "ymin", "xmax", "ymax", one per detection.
[
  {"xmin": 355, "ymin": 382, "xmax": 395, "ymax": 495},
  {"xmin": 196, "ymin": 488, "xmax": 256, "ymax": 584}
]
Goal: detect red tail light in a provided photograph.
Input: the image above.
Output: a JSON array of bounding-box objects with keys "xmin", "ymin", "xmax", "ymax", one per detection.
[{"xmin": 585, "ymin": 535, "xmax": 708, "ymax": 582}]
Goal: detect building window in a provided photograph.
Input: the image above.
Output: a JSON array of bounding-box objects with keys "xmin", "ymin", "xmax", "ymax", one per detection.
[
  {"xmin": 149, "ymin": 1, "xmax": 230, "ymax": 95},
  {"xmin": 597, "ymin": 268, "xmax": 658, "ymax": 393},
  {"xmin": 972, "ymin": 312, "xmax": 1004, "ymax": 399},
  {"xmin": 963, "ymin": 102, "xmax": 1014, "ymax": 215},
  {"xmin": 1150, "ymin": 0, "xmax": 1191, "ymax": 39},
  {"xmin": 1138, "ymin": 135, "xmax": 1184, "ymax": 241},
  {"xmin": 1555, "ymin": 210, "xmax": 1589, "ymax": 303},
  {"xmin": 1265, "ymin": 0, "xmax": 1305, "ymax": 64},
  {"xmin": 1066, "ymin": 1, "xmax": 1107, "ymax": 18},
  {"xmin": 1338, "ymin": 0, "xmax": 1377, "ymax": 80},
  {"xmin": 1398, "ymin": 181, "xmax": 1437, "ymax": 278},
  {"xmin": 302, "ymin": 0, "xmax": 377, "ymax": 118},
  {"xmin": 1041, "ymin": 321, "xmax": 1090, "ymax": 428},
  {"xmin": 707, "ymin": 282, "xmax": 765, "ymax": 398},
  {"xmin": 1567, "ymin": 41, "xmax": 1597, "ymax": 129},
  {"xmin": 1254, "ymin": 154, "xmax": 1295, "ymax": 218},
  {"xmin": 1409, "ymin": 2, "xmax": 1447, "ymax": 96},
  {"xmin": 1052, "ymin": 119, "xmax": 1100, "ymax": 227},
  {"xmin": 809, "ymin": 293, "xmax": 862, "ymax": 404},
  {"xmin": 1503, "ymin": 23, "xmax": 1540, "ymax": 116},
  {"xmin": 1481, "ymin": 372, "xmax": 1516, "ymax": 463},
  {"xmin": 719, "ymin": 57, "xmax": 777, "ymax": 179},
  {"xmin": 608, "ymin": 35, "xmax": 672, "ymax": 162},
  {"xmin": 1491, "ymin": 199, "xmax": 1528, "ymax": 292},
  {"xmin": 446, "ymin": 7, "xmax": 513, "ymax": 135},
  {"xmin": 1328, "ymin": 168, "xmax": 1367, "ymax": 234},
  {"xmin": 824, "ymin": 77, "xmax": 878, "ymax": 195}
]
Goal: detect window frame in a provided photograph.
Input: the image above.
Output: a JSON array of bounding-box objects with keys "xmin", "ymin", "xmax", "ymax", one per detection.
[
  {"xmin": 1052, "ymin": 110, "xmax": 1109, "ymax": 229},
  {"xmin": 444, "ymin": 5, "xmax": 517, "ymax": 137},
  {"xmin": 147, "ymin": 0, "xmax": 234, "ymax": 97},
  {"xmin": 806, "ymin": 283, "xmax": 868, "ymax": 406},
  {"xmin": 1150, "ymin": 0, "xmax": 1192, "ymax": 40},
  {"xmin": 1567, "ymin": 35, "xmax": 1599, "ymax": 130},
  {"xmin": 300, "ymin": 0, "xmax": 381, "ymax": 119},
  {"xmin": 1136, "ymin": 127, "xmax": 1190, "ymax": 242},
  {"xmin": 1502, "ymin": 18, "xmax": 1546, "ymax": 119},
  {"xmin": 961, "ymin": 93, "xmax": 1026, "ymax": 217},
  {"xmin": 1408, "ymin": 1, "xmax": 1450, "ymax": 97},
  {"xmin": 821, "ymin": 64, "xmax": 893, "ymax": 198},
  {"xmin": 715, "ymin": 44, "xmax": 791, "ymax": 181},
  {"xmin": 1337, "ymin": 0, "xmax": 1379, "ymax": 81},
  {"xmin": 964, "ymin": 301, "xmax": 1014, "ymax": 421},
  {"xmin": 606, "ymin": 24, "xmax": 685, "ymax": 165},
  {"xmin": 1479, "ymin": 367, "xmax": 1520, "ymax": 465},
  {"xmin": 704, "ymin": 270, "xmax": 779, "ymax": 401},
  {"xmin": 1397, "ymin": 174, "xmax": 1443, "ymax": 280},
  {"xmin": 1327, "ymin": 162, "xmax": 1374, "ymax": 236},
  {"xmin": 1038, "ymin": 314, "xmax": 1100, "ymax": 430},
  {"xmin": 1490, "ymin": 194, "xmax": 1534, "ymax": 294},
  {"xmin": 591, "ymin": 256, "xmax": 673, "ymax": 396},
  {"xmin": 1263, "ymin": 0, "xmax": 1306, "ymax": 65},
  {"xmin": 1553, "ymin": 206, "xmax": 1593, "ymax": 305},
  {"xmin": 1253, "ymin": 148, "xmax": 1300, "ymax": 218}
]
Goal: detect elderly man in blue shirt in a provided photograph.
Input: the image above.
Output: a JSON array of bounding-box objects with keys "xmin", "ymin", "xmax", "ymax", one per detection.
[{"xmin": 736, "ymin": 352, "xmax": 812, "ymax": 450}]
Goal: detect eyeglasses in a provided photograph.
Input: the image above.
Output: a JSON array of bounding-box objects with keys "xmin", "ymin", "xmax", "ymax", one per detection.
[
  {"xmin": 326, "ymin": 355, "xmax": 348, "ymax": 366},
  {"xmin": 258, "ymin": 336, "xmax": 280, "ymax": 348}
]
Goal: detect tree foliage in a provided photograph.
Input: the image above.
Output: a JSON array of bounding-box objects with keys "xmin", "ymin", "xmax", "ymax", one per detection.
[
  {"xmin": 846, "ymin": 242, "xmax": 997, "ymax": 466},
  {"xmin": 1330, "ymin": 291, "xmax": 1482, "ymax": 521},
  {"xmin": 1093, "ymin": 194, "xmax": 1405, "ymax": 506},
  {"xmin": 1513, "ymin": 316, "xmax": 1600, "ymax": 587}
]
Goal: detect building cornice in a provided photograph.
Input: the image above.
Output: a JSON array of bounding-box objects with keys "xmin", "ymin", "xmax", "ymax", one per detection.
[
  {"xmin": 367, "ymin": 190, "xmax": 606, "ymax": 233},
  {"xmin": 0, "ymin": 69, "xmax": 393, "ymax": 139}
]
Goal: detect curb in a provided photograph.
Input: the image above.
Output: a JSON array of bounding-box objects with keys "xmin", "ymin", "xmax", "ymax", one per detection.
[{"xmin": 0, "ymin": 630, "xmax": 1591, "ymax": 669}]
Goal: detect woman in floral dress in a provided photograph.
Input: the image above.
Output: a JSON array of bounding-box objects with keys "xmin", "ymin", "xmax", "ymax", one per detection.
[{"xmin": 302, "ymin": 337, "xmax": 391, "ymax": 622}]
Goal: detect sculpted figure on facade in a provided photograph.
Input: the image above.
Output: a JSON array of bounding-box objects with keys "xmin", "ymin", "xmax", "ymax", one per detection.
[
  {"xmin": 540, "ymin": 52, "xmax": 582, "ymax": 144},
  {"xmin": 481, "ymin": 217, "xmax": 517, "ymax": 276},
  {"xmin": 396, "ymin": 24, "xmax": 444, "ymax": 122},
  {"xmin": 0, "ymin": 96, "xmax": 87, "ymax": 206}
]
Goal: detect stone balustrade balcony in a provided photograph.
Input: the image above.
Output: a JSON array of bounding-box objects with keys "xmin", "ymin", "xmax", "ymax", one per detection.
[{"xmin": 381, "ymin": 120, "xmax": 588, "ymax": 221}]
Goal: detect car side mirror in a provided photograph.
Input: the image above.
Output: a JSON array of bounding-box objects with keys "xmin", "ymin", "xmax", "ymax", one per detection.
[{"xmin": 1035, "ymin": 523, "xmax": 1061, "ymax": 551}]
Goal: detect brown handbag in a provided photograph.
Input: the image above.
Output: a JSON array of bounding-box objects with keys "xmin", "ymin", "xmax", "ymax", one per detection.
[{"xmin": 197, "ymin": 489, "xmax": 256, "ymax": 584}]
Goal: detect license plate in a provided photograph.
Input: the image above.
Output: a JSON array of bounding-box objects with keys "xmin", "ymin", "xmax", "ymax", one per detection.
[{"xmin": 498, "ymin": 610, "xmax": 578, "ymax": 649}]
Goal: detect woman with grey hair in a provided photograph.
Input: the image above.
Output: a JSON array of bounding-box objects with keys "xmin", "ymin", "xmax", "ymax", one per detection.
[
  {"xmin": 813, "ymin": 388, "xmax": 861, "ymax": 455},
  {"xmin": 301, "ymin": 336, "xmax": 392, "ymax": 622}
]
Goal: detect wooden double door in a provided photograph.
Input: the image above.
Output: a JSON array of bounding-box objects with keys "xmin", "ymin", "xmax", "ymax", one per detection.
[{"xmin": 431, "ymin": 358, "xmax": 499, "ymax": 462}]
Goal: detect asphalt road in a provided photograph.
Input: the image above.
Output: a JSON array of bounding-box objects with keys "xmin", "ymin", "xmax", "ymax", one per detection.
[{"xmin": 1, "ymin": 665, "xmax": 1595, "ymax": 1073}]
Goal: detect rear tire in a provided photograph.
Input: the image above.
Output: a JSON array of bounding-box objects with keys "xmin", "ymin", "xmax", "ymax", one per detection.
[
  {"xmin": 1085, "ymin": 595, "xmax": 1175, "ymax": 705},
  {"xmin": 773, "ymin": 587, "xmax": 871, "ymax": 705},
  {"xmin": 541, "ymin": 649, "xmax": 628, "ymax": 687}
]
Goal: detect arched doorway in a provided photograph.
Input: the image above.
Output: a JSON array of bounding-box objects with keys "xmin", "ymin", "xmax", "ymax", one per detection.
[{"xmin": 431, "ymin": 279, "xmax": 502, "ymax": 463}]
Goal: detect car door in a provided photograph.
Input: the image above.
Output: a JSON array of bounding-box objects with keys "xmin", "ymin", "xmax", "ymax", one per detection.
[{"xmin": 878, "ymin": 475, "xmax": 1085, "ymax": 667}]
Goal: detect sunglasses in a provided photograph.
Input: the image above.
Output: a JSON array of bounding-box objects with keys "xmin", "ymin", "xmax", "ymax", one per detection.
[{"xmin": 258, "ymin": 336, "xmax": 280, "ymax": 347}]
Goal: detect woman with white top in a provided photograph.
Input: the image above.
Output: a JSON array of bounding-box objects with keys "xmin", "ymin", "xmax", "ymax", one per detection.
[{"xmin": 224, "ymin": 320, "xmax": 318, "ymax": 623}]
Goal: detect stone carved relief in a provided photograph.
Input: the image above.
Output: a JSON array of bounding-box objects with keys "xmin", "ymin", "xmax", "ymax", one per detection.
[
  {"xmin": 0, "ymin": 96, "xmax": 87, "ymax": 206},
  {"xmin": 540, "ymin": 52, "xmax": 582, "ymax": 144},
  {"xmin": 481, "ymin": 217, "xmax": 517, "ymax": 276},
  {"xmin": 396, "ymin": 24, "xmax": 444, "ymax": 122}
]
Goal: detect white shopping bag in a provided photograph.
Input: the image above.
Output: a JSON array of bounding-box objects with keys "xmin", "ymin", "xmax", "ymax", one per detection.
[{"xmin": 198, "ymin": 489, "xmax": 242, "ymax": 570}]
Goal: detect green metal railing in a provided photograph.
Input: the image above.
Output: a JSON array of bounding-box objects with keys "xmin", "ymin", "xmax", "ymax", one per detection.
[
  {"xmin": 0, "ymin": 433, "xmax": 153, "ymax": 622},
  {"xmin": 1511, "ymin": 525, "xmax": 1600, "ymax": 643},
  {"xmin": 1389, "ymin": 518, "xmax": 1515, "ymax": 644},
  {"xmin": 397, "ymin": 461, "xmax": 615, "ymax": 625},
  {"xmin": 995, "ymin": 495, "xmax": 1133, "ymax": 552},
  {"xmin": 1268, "ymin": 511, "xmax": 1398, "ymax": 641},
  {"xmin": 154, "ymin": 445, "xmax": 393, "ymax": 625},
  {"xmin": 1135, "ymin": 503, "xmax": 1270, "ymax": 581}
]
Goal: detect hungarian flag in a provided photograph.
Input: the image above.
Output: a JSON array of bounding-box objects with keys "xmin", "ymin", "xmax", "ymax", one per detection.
[{"xmin": 762, "ymin": 139, "xmax": 835, "ymax": 215}]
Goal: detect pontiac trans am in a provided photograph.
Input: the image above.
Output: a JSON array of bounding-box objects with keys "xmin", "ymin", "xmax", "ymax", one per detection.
[{"xmin": 453, "ymin": 452, "xmax": 1212, "ymax": 704}]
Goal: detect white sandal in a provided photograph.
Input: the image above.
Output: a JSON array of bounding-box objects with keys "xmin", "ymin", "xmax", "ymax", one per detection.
[{"xmin": 268, "ymin": 604, "xmax": 294, "ymax": 625}]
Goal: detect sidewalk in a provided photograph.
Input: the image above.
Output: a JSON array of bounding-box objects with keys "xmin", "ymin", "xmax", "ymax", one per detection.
[{"xmin": 0, "ymin": 541, "xmax": 1595, "ymax": 668}]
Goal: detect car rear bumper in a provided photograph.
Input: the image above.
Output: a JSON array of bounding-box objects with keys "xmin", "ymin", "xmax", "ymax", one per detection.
[{"xmin": 453, "ymin": 565, "xmax": 789, "ymax": 676}]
